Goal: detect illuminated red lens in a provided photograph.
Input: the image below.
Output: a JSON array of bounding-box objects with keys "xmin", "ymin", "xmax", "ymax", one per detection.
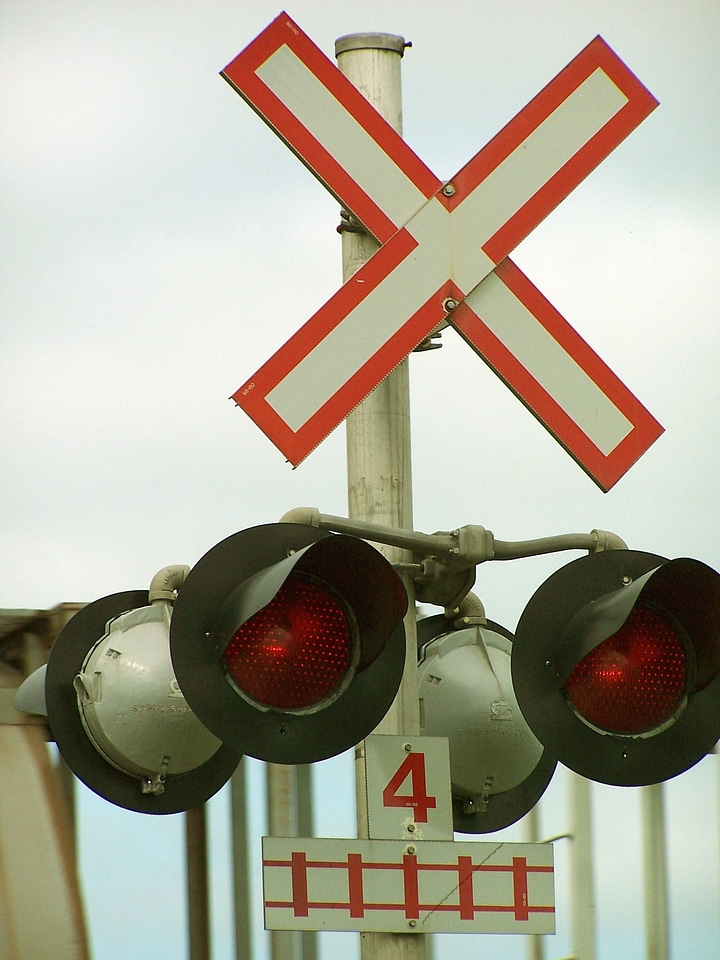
[
  {"xmin": 564, "ymin": 606, "xmax": 687, "ymax": 734},
  {"xmin": 223, "ymin": 575, "xmax": 352, "ymax": 710}
]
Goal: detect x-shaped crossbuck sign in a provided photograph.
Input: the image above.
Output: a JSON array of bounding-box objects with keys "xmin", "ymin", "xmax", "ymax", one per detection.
[{"xmin": 224, "ymin": 12, "xmax": 663, "ymax": 491}]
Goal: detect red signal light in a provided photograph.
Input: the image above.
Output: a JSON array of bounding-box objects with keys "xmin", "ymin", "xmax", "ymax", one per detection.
[
  {"xmin": 170, "ymin": 523, "xmax": 408, "ymax": 764},
  {"xmin": 564, "ymin": 605, "xmax": 687, "ymax": 735},
  {"xmin": 223, "ymin": 574, "xmax": 354, "ymax": 711},
  {"xmin": 512, "ymin": 551, "xmax": 720, "ymax": 785}
]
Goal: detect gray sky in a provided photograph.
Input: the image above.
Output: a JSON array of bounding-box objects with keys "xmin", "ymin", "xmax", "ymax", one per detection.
[{"xmin": 1, "ymin": 1, "xmax": 719, "ymax": 958}]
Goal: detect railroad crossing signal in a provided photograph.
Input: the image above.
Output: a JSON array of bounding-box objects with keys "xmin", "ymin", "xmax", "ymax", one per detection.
[
  {"xmin": 224, "ymin": 13, "xmax": 663, "ymax": 489},
  {"xmin": 512, "ymin": 551, "xmax": 720, "ymax": 786},
  {"xmin": 169, "ymin": 523, "xmax": 407, "ymax": 765},
  {"xmin": 13, "ymin": 515, "xmax": 720, "ymax": 811}
]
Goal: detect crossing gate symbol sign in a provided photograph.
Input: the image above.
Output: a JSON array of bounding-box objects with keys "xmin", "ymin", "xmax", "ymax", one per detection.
[
  {"xmin": 224, "ymin": 13, "xmax": 663, "ymax": 490},
  {"xmin": 262, "ymin": 837, "xmax": 555, "ymax": 934}
]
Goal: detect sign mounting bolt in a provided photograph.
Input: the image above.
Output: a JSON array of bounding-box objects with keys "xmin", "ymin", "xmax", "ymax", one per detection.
[{"xmin": 441, "ymin": 182, "xmax": 456, "ymax": 197}]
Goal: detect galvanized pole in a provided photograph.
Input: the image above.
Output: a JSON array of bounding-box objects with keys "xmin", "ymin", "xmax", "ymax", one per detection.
[
  {"xmin": 186, "ymin": 805, "xmax": 211, "ymax": 960},
  {"xmin": 230, "ymin": 760, "xmax": 252, "ymax": 960},
  {"xmin": 641, "ymin": 783, "xmax": 669, "ymax": 960},
  {"xmin": 267, "ymin": 763, "xmax": 298, "ymax": 960},
  {"xmin": 296, "ymin": 765, "xmax": 318, "ymax": 960},
  {"xmin": 523, "ymin": 805, "xmax": 546, "ymax": 960},
  {"xmin": 569, "ymin": 773, "xmax": 596, "ymax": 960},
  {"xmin": 335, "ymin": 31, "xmax": 426, "ymax": 960}
]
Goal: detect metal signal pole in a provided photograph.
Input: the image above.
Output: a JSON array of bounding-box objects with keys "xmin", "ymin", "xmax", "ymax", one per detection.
[{"xmin": 336, "ymin": 31, "xmax": 426, "ymax": 960}]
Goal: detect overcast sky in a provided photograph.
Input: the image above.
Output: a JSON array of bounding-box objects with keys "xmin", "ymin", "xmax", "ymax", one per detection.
[{"xmin": 1, "ymin": 1, "xmax": 719, "ymax": 958}]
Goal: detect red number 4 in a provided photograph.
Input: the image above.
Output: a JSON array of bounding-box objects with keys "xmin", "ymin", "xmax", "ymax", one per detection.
[{"xmin": 381, "ymin": 752, "xmax": 437, "ymax": 823}]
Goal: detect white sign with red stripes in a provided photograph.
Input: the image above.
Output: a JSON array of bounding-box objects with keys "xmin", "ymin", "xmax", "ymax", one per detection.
[
  {"xmin": 262, "ymin": 836, "xmax": 555, "ymax": 934},
  {"xmin": 224, "ymin": 12, "xmax": 663, "ymax": 490}
]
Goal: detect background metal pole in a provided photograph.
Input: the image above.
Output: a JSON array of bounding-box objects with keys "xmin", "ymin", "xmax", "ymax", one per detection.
[
  {"xmin": 267, "ymin": 763, "xmax": 298, "ymax": 960},
  {"xmin": 336, "ymin": 31, "xmax": 425, "ymax": 960},
  {"xmin": 570, "ymin": 774, "xmax": 596, "ymax": 960},
  {"xmin": 231, "ymin": 760, "xmax": 252, "ymax": 960},
  {"xmin": 524, "ymin": 805, "xmax": 546, "ymax": 960},
  {"xmin": 296, "ymin": 765, "xmax": 318, "ymax": 960},
  {"xmin": 642, "ymin": 783, "xmax": 669, "ymax": 960},
  {"xmin": 186, "ymin": 804, "xmax": 211, "ymax": 960}
]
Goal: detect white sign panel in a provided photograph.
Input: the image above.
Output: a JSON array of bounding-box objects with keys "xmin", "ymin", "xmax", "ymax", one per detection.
[
  {"xmin": 262, "ymin": 836, "xmax": 555, "ymax": 934},
  {"xmin": 365, "ymin": 735, "xmax": 454, "ymax": 840}
]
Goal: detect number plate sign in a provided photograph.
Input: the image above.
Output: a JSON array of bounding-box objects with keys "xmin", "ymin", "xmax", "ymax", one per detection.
[
  {"xmin": 262, "ymin": 735, "xmax": 556, "ymax": 934},
  {"xmin": 365, "ymin": 735, "xmax": 454, "ymax": 840}
]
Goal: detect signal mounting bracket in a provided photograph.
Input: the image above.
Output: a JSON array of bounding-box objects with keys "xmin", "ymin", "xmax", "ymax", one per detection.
[{"xmin": 279, "ymin": 508, "xmax": 627, "ymax": 612}]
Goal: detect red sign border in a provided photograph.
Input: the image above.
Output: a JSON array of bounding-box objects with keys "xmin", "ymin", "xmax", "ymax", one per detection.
[
  {"xmin": 222, "ymin": 12, "xmax": 440, "ymax": 244},
  {"xmin": 452, "ymin": 258, "xmax": 664, "ymax": 491}
]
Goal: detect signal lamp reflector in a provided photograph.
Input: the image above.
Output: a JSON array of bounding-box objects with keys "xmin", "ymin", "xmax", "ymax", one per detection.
[
  {"xmin": 44, "ymin": 591, "xmax": 240, "ymax": 815},
  {"xmin": 417, "ymin": 615, "xmax": 556, "ymax": 834},
  {"xmin": 564, "ymin": 605, "xmax": 688, "ymax": 735},
  {"xmin": 223, "ymin": 574, "xmax": 354, "ymax": 711}
]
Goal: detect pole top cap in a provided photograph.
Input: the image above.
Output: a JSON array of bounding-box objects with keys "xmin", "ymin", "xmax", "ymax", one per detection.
[{"xmin": 335, "ymin": 33, "xmax": 409, "ymax": 58}]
